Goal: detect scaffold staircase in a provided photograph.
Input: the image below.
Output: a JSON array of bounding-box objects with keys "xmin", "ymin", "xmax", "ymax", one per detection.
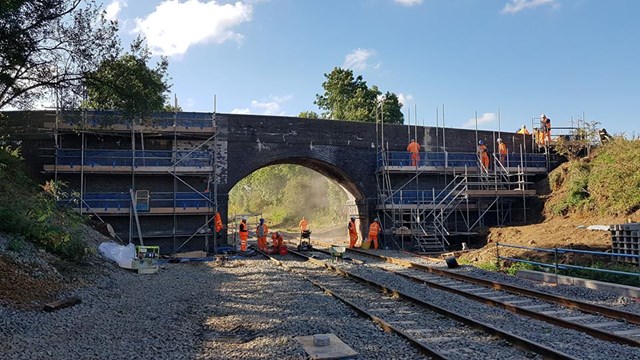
[{"xmin": 412, "ymin": 175, "xmax": 468, "ymax": 251}]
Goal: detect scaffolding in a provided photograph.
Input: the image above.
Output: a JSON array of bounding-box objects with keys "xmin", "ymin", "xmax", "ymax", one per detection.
[
  {"xmin": 44, "ymin": 108, "xmax": 220, "ymax": 254},
  {"xmin": 375, "ymin": 112, "xmax": 548, "ymax": 253}
]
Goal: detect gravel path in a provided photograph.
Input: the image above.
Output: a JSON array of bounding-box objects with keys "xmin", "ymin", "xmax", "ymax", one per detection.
[{"xmin": 0, "ymin": 256, "xmax": 427, "ymax": 359}]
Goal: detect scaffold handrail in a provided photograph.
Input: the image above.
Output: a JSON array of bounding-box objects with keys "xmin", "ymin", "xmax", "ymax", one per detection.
[{"xmin": 53, "ymin": 149, "xmax": 211, "ymax": 167}]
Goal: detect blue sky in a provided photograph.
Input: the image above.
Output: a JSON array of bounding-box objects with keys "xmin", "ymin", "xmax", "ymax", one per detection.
[{"xmin": 103, "ymin": 0, "xmax": 640, "ymax": 135}]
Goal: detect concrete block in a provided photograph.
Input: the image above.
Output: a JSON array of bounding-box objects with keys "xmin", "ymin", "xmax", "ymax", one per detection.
[{"xmin": 517, "ymin": 270, "xmax": 640, "ymax": 298}]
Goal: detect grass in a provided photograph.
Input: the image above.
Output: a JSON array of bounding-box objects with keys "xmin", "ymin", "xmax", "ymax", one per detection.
[
  {"xmin": 0, "ymin": 148, "xmax": 90, "ymax": 263},
  {"xmin": 547, "ymin": 138, "xmax": 640, "ymax": 216}
]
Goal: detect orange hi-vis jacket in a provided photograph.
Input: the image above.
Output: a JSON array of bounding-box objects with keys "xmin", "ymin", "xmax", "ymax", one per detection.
[
  {"xmin": 407, "ymin": 141, "xmax": 420, "ymax": 153},
  {"xmin": 239, "ymin": 221, "xmax": 248, "ymax": 240},
  {"xmin": 214, "ymin": 212, "xmax": 223, "ymax": 233},
  {"xmin": 348, "ymin": 220, "xmax": 357, "ymax": 236},
  {"xmin": 257, "ymin": 223, "xmax": 269, "ymax": 238},
  {"xmin": 271, "ymin": 233, "xmax": 284, "ymax": 247},
  {"xmin": 299, "ymin": 218, "xmax": 309, "ymax": 232},
  {"xmin": 369, "ymin": 221, "xmax": 381, "ymax": 237},
  {"xmin": 499, "ymin": 142, "xmax": 508, "ymax": 155}
]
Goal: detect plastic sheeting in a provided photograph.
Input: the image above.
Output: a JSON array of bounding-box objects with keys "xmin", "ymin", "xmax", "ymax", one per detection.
[{"xmin": 98, "ymin": 242, "xmax": 135, "ymax": 269}]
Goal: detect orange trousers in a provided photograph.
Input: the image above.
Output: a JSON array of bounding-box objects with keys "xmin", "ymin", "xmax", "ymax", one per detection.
[
  {"xmin": 410, "ymin": 152, "xmax": 420, "ymax": 167},
  {"xmin": 349, "ymin": 233, "xmax": 358, "ymax": 248},
  {"xmin": 240, "ymin": 234, "xmax": 248, "ymax": 252},
  {"xmin": 481, "ymin": 154, "xmax": 489, "ymax": 170},
  {"xmin": 366, "ymin": 235, "xmax": 379, "ymax": 250},
  {"xmin": 258, "ymin": 236, "xmax": 268, "ymax": 251}
]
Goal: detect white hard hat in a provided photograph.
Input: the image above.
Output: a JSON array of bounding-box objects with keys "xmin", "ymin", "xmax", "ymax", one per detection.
[
  {"xmin": 541, "ymin": 113, "xmax": 546, "ymax": 118},
  {"xmin": 497, "ymin": 138, "xmax": 502, "ymax": 142},
  {"xmin": 521, "ymin": 124, "xmax": 526, "ymax": 128},
  {"xmin": 241, "ymin": 216, "xmax": 247, "ymax": 221}
]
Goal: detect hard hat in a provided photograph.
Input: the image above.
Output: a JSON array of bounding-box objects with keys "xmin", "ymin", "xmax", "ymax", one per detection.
[
  {"xmin": 351, "ymin": 216, "xmax": 356, "ymax": 220},
  {"xmin": 497, "ymin": 138, "xmax": 502, "ymax": 142},
  {"xmin": 478, "ymin": 140, "xmax": 484, "ymax": 145},
  {"xmin": 241, "ymin": 216, "xmax": 247, "ymax": 221},
  {"xmin": 521, "ymin": 124, "xmax": 526, "ymax": 128},
  {"xmin": 374, "ymin": 218, "xmax": 380, "ymax": 222},
  {"xmin": 411, "ymin": 139, "xmax": 415, "ymax": 142},
  {"xmin": 541, "ymin": 113, "xmax": 546, "ymax": 118}
]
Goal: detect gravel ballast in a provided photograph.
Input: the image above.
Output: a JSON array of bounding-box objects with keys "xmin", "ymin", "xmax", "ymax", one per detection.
[{"xmin": 0, "ymin": 256, "xmax": 427, "ymax": 359}]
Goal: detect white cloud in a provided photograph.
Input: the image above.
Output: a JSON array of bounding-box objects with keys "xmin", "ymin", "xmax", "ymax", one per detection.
[
  {"xmin": 251, "ymin": 94, "xmax": 292, "ymax": 115},
  {"xmin": 397, "ymin": 93, "xmax": 414, "ymax": 106},
  {"xmin": 394, "ymin": 0, "xmax": 423, "ymax": 6},
  {"xmin": 232, "ymin": 94, "xmax": 293, "ymax": 116},
  {"xmin": 463, "ymin": 112, "xmax": 497, "ymax": 128},
  {"xmin": 343, "ymin": 48, "xmax": 377, "ymax": 71},
  {"xmin": 133, "ymin": 0, "xmax": 253, "ymax": 57},
  {"xmin": 105, "ymin": 0, "xmax": 127, "ymax": 21},
  {"xmin": 501, "ymin": 0, "xmax": 555, "ymax": 14}
]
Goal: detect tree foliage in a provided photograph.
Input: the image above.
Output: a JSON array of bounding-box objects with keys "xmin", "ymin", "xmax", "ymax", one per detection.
[
  {"xmin": 298, "ymin": 111, "xmax": 319, "ymax": 119},
  {"xmin": 0, "ymin": 0, "xmax": 120, "ymax": 109},
  {"xmin": 314, "ymin": 67, "xmax": 404, "ymax": 124},
  {"xmin": 228, "ymin": 165, "xmax": 350, "ymax": 228},
  {"xmin": 84, "ymin": 37, "xmax": 171, "ymax": 118}
]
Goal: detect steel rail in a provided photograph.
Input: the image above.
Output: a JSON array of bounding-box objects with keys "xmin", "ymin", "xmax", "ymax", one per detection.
[
  {"xmin": 259, "ymin": 251, "xmax": 448, "ymax": 359},
  {"xmin": 346, "ymin": 248, "xmax": 640, "ymax": 347},
  {"xmin": 269, "ymin": 249, "xmax": 576, "ymax": 360}
]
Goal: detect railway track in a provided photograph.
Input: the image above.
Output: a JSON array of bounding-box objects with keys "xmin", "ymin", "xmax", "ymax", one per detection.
[
  {"xmin": 338, "ymin": 248, "xmax": 640, "ymax": 349},
  {"xmin": 261, "ymin": 249, "xmax": 577, "ymax": 359}
]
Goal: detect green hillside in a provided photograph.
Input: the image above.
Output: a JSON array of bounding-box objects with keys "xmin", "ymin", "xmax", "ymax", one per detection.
[{"xmin": 547, "ymin": 138, "xmax": 640, "ymax": 216}]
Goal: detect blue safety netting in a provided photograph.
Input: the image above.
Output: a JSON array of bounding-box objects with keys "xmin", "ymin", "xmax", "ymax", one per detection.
[
  {"xmin": 377, "ymin": 152, "xmax": 478, "ymax": 168},
  {"xmin": 381, "ymin": 189, "xmax": 451, "ymax": 205},
  {"xmin": 378, "ymin": 151, "xmax": 547, "ymax": 169},
  {"xmin": 76, "ymin": 192, "xmax": 212, "ymax": 211},
  {"xmin": 55, "ymin": 149, "xmax": 211, "ymax": 168}
]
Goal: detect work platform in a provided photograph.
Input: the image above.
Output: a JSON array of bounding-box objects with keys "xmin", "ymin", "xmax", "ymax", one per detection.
[{"xmin": 376, "ymin": 145, "xmax": 548, "ymax": 253}]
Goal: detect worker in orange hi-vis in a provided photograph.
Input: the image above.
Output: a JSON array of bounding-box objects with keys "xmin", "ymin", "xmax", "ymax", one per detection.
[
  {"xmin": 365, "ymin": 218, "xmax": 382, "ymax": 250},
  {"xmin": 271, "ymin": 231, "xmax": 284, "ymax": 248},
  {"xmin": 214, "ymin": 210, "xmax": 224, "ymax": 242},
  {"xmin": 299, "ymin": 217, "xmax": 309, "ymax": 234},
  {"xmin": 406, "ymin": 139, "xmax": 421, "ymax": 167},
  {"xmin": 541, "ymin": 114, "xmax": 551, "ymax": 144},
  {"xmin": 348, "ymin": 216, "xmax": 358, "ymax": 248},
  {"xmin": 497, "ymin": 138, "xmax": 508, "ymax": 167},
  {"xmin": 477, "ymin": 140, "xmax": 490, "ymax": 171},
  {"xmin": 256, "ymin": 218, "xmax": 269, "ymax": 251},
  {"xmin": 238, "ymin": 217, "xmax": 249, "ymax": 252}
]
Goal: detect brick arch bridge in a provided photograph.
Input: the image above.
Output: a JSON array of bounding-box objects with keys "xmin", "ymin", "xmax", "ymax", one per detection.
[{"xmin": 4, "ymin": 111, "xmax": 537, "ymax": 252}]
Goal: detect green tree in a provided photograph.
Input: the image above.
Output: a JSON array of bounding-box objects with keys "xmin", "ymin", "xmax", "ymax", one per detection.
[
  {"xmin": 0, "ymin": 0, "xmax": 120, "ymax": 109},
  {"xmin": 298, "ymin": 111, "xmax": 320, "ymax": 119},
  {"xmin": 314, "ymin": 67, "xmax": 404, "ymax": 124},
  {"xmin": 84, "ymin": 37, "xmax": 171, "ymax": 119},
  {"xmin": 378, "ymin": 92, "xmax": 404, "ymax": 124}
]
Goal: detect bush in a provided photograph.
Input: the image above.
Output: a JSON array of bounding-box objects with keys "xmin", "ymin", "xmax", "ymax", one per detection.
[
  {"xmin": 0, "ymin": 149, "xmax": 90, "ymax": 263},
  {"xmin": 7, "ymin": 236, "xmax": 27, "ymax": 252}
]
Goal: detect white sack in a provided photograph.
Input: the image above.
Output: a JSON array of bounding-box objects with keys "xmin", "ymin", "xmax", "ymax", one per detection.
[{"xmin": 99, "ymin": 242, "xmax": 135, "ymax": 269}]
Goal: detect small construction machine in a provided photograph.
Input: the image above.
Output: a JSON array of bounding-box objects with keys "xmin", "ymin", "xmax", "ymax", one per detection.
[
  {"xmin": 131, "ymin": 245, "xmax": 159, "ymax": 274},
  {"xmin": 298, "ymin": 230, "xmax": 312, "ymax": 251}
]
